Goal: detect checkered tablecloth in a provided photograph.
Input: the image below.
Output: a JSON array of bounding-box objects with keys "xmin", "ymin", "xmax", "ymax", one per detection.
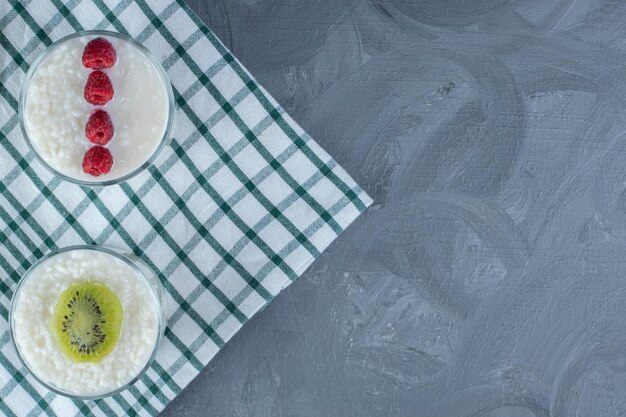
[{"xmin": 0, "ymin": 1, "xmax": 371, "ymax": 415}]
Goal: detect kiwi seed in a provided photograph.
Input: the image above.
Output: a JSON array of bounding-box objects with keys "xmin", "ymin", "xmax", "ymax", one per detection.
[{"xmin": 51, "ymin": 282, "xmax": 123, "ymax": 363}]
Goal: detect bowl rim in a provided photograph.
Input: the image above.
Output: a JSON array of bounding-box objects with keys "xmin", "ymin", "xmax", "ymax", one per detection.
[
  {"xmin": 18, "ymin": 30, "xmax": 176, "ymax": 187},
  {"xmin": 9, "ymin": 245, "xmax": 166, "ymax": 400}
]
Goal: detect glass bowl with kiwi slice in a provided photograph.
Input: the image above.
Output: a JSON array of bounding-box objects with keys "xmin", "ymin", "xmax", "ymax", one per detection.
[{"xmin": 9, "ymin": 246, "xmax": 167, "ymax": 399}]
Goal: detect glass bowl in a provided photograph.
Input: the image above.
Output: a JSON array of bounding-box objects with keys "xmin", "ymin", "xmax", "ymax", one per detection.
[
  {"xmin": 9, "ymin": 245, "xmax": 167, "ymax": 400},
  {"xmin": 18, "ymin": 30, "xmax": 175, "ymax": 186}
]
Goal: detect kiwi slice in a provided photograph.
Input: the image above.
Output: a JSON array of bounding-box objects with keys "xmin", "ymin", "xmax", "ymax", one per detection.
[{"xmin": 51, "ymin": 282, "xmax": 123, "ymax": 363}]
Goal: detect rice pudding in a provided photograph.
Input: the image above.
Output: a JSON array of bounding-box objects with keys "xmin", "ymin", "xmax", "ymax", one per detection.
[
  {"xmin": 10, "ymin": 247, "xmax": 165, "ymax": 397},
  {"xmin": 20, "ymin": 31, "xmax": 173, "ymax": 184}
]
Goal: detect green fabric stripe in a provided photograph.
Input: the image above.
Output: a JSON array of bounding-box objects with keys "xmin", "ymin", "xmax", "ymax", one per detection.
[
  {"xmin": 177, "ymin": 0, "xmax": 369, "ymax": 213},
  {"xmin": 147, "ymin": 363, "xmax": 181, "ymax": 396},
  {"xmin": 199, "ymin": 75, "xmax": 345, "ymax": 236},
  {"xmin": 78, "ymin": 192, "xmax": 191, "ymax": 410},
  {"xmin": 84, "ymin": 188, "xmax": 226, "ymax": 348},
  {"xmin": 1, "ymin": 4, "xmax": 171, "ymax": 414},
  {"xmin": 171, "ymin": 136, "xmax": 297, "ymax": 285},
  {"xmin": 91, "ymin": 0, "xmax": 132, "ymax": 34},
  {"xmin": 164, "ymin": 327, "xmax": 205, "ymax": 371},
  {"xmin": 10, "ymin": 1, "xmax": 53, "ymax": 46},
  {"xmin": 0, "ymin": 30, "xmax": 30, "ymax": 76},
  {"xmin": 136, "ymin": 372, "xmax": 169, "ymax": 407},
  {"xmin": 0, "ymin": 352, "xmax": 57, "ymax": 417},
  {"xmin": 134, "ymin": 0, "xmax": 326, "ymax": 259},
  {"xmin": 126, "ymin": 385, "xmax": 158, "ymax": 416},
  {"xmin": 162, "ymin": 95, "xmax": 302, "ymax": 288},
  {"xmin": 117, "ymin": 6, "xmax": 306, "ymax": 314},
  {"xmin": 140, "ymin": 0, "xmax": 345, "ymax": 237},
  {"xmin": 0, "ymin": 205, "xmax": 42, "ymax": 272},
  {"xmin": 106, "ymin": 394, "xmax": 133, "ymax": 417},
  {"xmin": 178, "ymin": 184, "xmax": 361, "ymax": 370},
  {"xmin": 83, "ymin": 397, "xmax": 115, "ymax": 417},
  {"xmin": 1, "ymin": 0, "xmax": 84, "ymax": 86},
  {"xmin": 0, "ymin": 85, "xmax": 96, "ymax": 248},
  {"xmin": 0, "ymin": 179, "xmax": 59, "ymax": 256},
  {"xmin": 90, "ymin": 0, "xmax": 257, "ymax": 331},
  {"xmin": 0, "ymin": 1, "xmax": 370, "ymax": 416},
  {"xmin": 134, "ymin": 2, "xmax": 179, "ymax": 45},
  {"xmin": 121, "ymin": 175, "xmax": 251, "ymax": 322},
  {"xmin": 165, "ymin": 149, "xmax": 279, "ymax": 297},
  {"xmin": 26, "ymin": 393, "xmax": 57, "ymax": 417},
  {"xmin": 0, "ymin": 125, "xmax": 76, "ymax": 255},
  {"xmin": 0, "ymin": 2, "xmax": 19, "ymax": 29},
  {"xmin": 0, "ymin": 376, "xmax": 21, "ymax": 417},
  {"xmin": 189, "ymin": 103, "xmax": 322, "ymax": 258},
  {"xmin": 5, "ymin": 2, "xmax": 146, "ymax": 415},
  {"xmin": 144, "ymin": 158, "xmax": 352, "ymax": 341},
  {"xmin": 74, "ymin": 402, "xmax": 96, "ymax": 417},
  {"xmin": 120, "ymin": 187, "xmax": 229, "ymax": 346},
  {"xmin": 80, "ymin": 31, "xmax": 224, "ymax": 253},
  {"xmin": 7, "ymin": 8, "xmax": 234, "ymax": 410},
  {"xmin": 48, "ymin": 0, "xmax": 83, "ymax": 32},
  {"xmin": 163, "ymin": 157, "xmax": 343, "ymax": 334},
  {"xmin": 167, "ymin": 97, "xmax": 301, "ymax": 284}
]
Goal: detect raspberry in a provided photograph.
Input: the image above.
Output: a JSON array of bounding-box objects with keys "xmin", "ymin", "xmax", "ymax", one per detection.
[
  {"xmin": 82, "ymin": 38, "xmax": 117, "ymax": 70},
  {"xmin": 82, "ymin": 146, "xmax": 113, "ymax": 177},
  {"xmin": 85, "ymin": 110, "xmax": 114, "ymax": 145},
  {"xmin": 84, "ymin": 71, "xmax": 114, "ymax": 105}
]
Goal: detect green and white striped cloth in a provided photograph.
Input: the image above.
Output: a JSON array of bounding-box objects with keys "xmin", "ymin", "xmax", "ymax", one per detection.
[{"xmin": 0, "ymin": 1, "xmax": 371, "ymax": 415}]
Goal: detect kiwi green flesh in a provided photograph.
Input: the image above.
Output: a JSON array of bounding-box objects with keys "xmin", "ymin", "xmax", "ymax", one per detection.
[{"xmin": 51, "ymin": 282, "xmax": 123, "ymax": 363}]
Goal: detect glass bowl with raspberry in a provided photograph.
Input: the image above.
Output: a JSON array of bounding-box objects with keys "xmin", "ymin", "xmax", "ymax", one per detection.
[{"xmin": 19, "ymin": 30, "xmax": 175, "ymax": 186}]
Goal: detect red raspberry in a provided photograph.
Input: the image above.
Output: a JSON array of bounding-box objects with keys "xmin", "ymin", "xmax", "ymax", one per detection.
[
  {"xmin": 84, "ymin": 71, "xmax": 114, "ymax": 105},
  {"xmin": 85, "ymin": 110, "xmax": 114, "ymax": 145},
  {"xmin": 82, "ymin": 146, "xmax": 113, "ymax": 177},
  {"xmin": 82, "ymin": 38, "xmax": 117, "ymax": 70}
]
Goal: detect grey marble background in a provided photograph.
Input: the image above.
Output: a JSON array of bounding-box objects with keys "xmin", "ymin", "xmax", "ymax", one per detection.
[{"xmin": 162, "ymin": 1, "xmax": 626, "ymax": 416}]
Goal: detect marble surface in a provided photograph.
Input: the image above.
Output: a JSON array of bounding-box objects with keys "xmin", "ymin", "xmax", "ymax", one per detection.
[{"xmin": 162, "ymin": 1, "xmax": 626, "ymax": 415}]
